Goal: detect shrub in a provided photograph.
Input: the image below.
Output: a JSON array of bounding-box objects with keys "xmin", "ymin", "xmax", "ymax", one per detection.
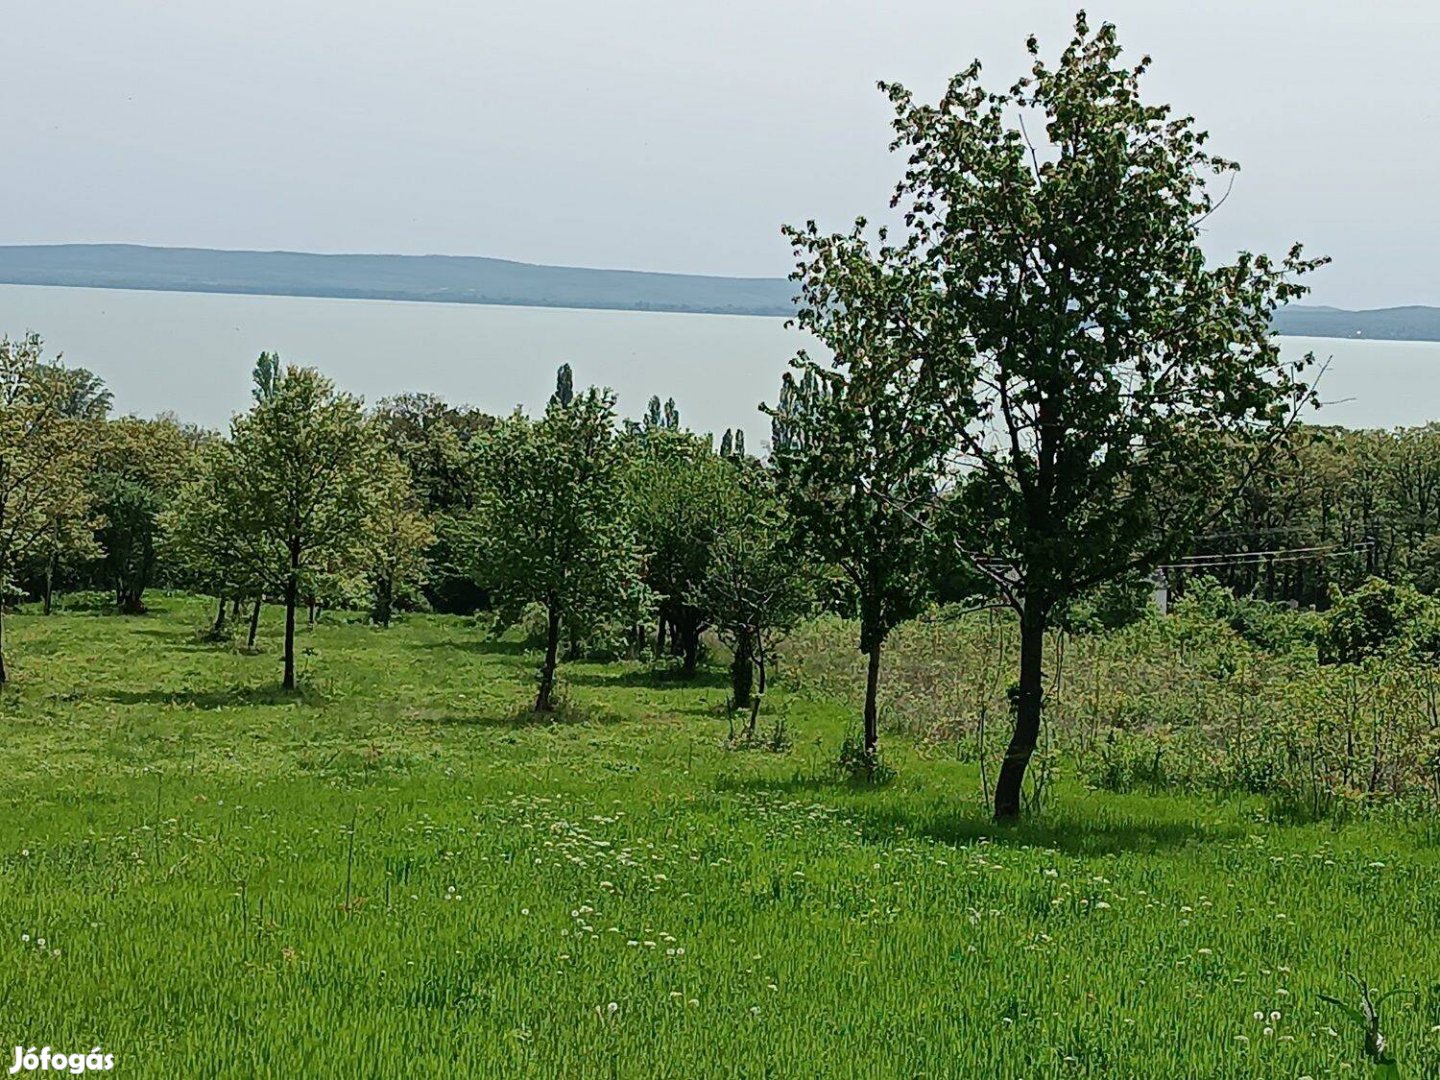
[{"xmin": 835, "ymin": 738, "xmax": 895, "ymax": 785}]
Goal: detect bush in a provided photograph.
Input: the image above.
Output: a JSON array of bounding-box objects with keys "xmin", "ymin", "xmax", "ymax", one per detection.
[
  {"xmin": 1319, "ymin": 577, "xmax": 1434, "ymax": 665},
  {"xmin": 835, "ymin": 738, "xmax": 895, "ymax": 785}
]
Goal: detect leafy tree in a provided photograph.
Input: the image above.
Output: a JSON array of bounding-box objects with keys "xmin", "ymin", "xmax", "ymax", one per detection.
[
  {"xmin": 693, "ymin": 481, "xmax": 812, "ymax": 712},
  {"xmin": 363, "ymin": 456, "xmax": 435, "ymax": 627},
  {"xmin": 469, "ymin": 368, "xmax": 639, "ymax": 711},
  {"xmin": 90, "ymin": 416, "xmax": 204, "ymax": 613},
  {"xmin": 32, "ymin": 361, "xmax": 113, "ymax": 421},
  {"xmin": 164, "ymin": 441, "xmax": 279, "ymax": 642},
  {"xmin": 624, "ymin": 428, "xmax": 745, "ymax": 675},
  {"xmin": 226, "ymin": 360, "xmax": 386, "ymax": 689},
  {"xmin": 373, "ymin": 393, "xmax": 490, "ymax": 613},
  {"xmin": 765, "ymin": 361, "xmax": 939, "ymax": 756},
  {"xmin": 1318, "ymin": 577, "xmax": 1432, "ymax": 666},
  {"xmin": 788, "ymin": 15, "xmax": 1324, "ymax": 818},
  {"xmin": 0, "ymin": 333, "xmax": 97, "ymax": 681}
]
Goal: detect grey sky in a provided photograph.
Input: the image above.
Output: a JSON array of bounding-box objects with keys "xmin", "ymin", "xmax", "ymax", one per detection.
[{"xmin": 8, "ymin": 1, "xmax": 1436, "ymax": 309}]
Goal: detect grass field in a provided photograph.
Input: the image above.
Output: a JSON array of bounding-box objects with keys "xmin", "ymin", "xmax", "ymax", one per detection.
[{"xmin": 2, "ymin": 594, "xmax": 1438, "ymax": 1077}]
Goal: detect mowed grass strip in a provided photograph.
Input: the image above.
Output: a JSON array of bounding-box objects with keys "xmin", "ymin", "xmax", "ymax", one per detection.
[{"xmin": 1, "ymin": 596, "xmax": 1438, "ymax": 1077}]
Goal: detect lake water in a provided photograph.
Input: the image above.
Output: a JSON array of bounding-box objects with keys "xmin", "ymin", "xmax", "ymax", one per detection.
[{"xmin": 1, "ymin": 283, "xmax": 1437, "ymax": 437}]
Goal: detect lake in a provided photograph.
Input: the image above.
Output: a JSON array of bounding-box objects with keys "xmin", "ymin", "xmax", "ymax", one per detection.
[{"xmin": 1, "ymin": 283, "xmax": 1437, "ymax": 436}]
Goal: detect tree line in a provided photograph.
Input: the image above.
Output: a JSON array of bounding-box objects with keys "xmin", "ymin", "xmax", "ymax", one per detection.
[{"xmin": 5, "ymin": 16, "xmax": 1416, "ymax": 819}]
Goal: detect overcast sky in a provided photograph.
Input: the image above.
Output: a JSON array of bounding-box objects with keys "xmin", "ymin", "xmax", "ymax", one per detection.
[{"xmin": 7, "ymin": 1, "xmax": 1436, "ymax": 309}]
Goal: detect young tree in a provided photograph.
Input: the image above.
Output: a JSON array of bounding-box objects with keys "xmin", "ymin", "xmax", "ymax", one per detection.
[
  {"xmin": 91, "ymin": 416, "xmax": 204, "ymax": 613},
  {"xmin": 226, "ymin": 360, "xmax": 386, "ymax": 689},
  {"xmin": 765, "ymin": 364, "xmax": 939, "ymax": 757},
  {"xmin": 623, "ymin": 428, "xmax": 745, "ymax": 675},
  {"xmin": 363, "ymin": 456, "xmax": 435, "ymax": 627},
  {"xmin": 0, "ymin": 333, "xmax": 97, "ymax": 681},
  {"xmin": 693, "ymin": 480, "xmax": 812, "ymax": 713},
  {"xmin": 373, "ymin": 393, "xmax": 490, "ymax": 612},
  {"xmin": 469, "ymin": 368, "xmax": 639, "ymax": 711},
  {"xmin": 788, "ymin": 15, "xmax": 1323, "ymax": 818},
  {"xmin": 164, "ymin": 441, "xmax": 278, "ymax": 642}
]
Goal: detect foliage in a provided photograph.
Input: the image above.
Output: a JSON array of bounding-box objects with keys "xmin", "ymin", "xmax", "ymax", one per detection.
[
  {"xmin": 163, "ymin": 441, "xmax": 277, "ymax": 625},
  {"xmin": 360, "ymin": 456, "xmax": 434, "ymax": 628},
  {"xmin": 622, "ymin": 428, "xmax": 745, "ymax": 674},
  {"xmin": 87, "ymin": 415, "xmax": 206, "ymax": 613},
  {"xmin": 0, "ymin": 333, "xmax": 98, "ymax": 680},
  {"xmin": 372, "ymin": 393, "xmax": 490, "ymax": 613},
  {"xmin": 693, "ymin": 478, "xmax": 813, "ymax": 710},
  {"xmin": 765, "ymin": 356, "xmax": 940, "ymax": 756},
  {"xmin": 1319, "ymin": 577, "xmax": 1436, "ymax": 666},
  {"xmin": 786, "ymin": 14, "xmax": 1325, "ymax": 817},
  {"xmin": 834, "ymin": 736, "xmax": 896, "ymax": 785},
  {"xmin": 467, "ymin": 369, "xmax": 641, "ymax": 710},
  {"xmin": 223, "ymin": 358, "xmax": 387, "ymax": 688}
]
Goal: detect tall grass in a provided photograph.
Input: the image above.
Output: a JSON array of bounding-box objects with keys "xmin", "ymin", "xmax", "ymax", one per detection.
[{"xmin": 1, "ymin": 595, "xmax": 1438, "ymax": 1076}]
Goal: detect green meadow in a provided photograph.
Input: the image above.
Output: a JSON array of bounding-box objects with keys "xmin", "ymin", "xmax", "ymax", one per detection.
[{"xmin": 2, "ymin": 595, "xmax": 1438, "ymax": 1077}]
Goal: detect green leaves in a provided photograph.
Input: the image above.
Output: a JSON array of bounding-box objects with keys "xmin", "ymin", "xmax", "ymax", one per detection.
[{"xmin": 466, "ymin": 369, "xmax": 642, "ymax": 680}]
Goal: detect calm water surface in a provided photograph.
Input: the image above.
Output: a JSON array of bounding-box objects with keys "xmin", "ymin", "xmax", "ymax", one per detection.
[{"xmin": 1, "ymin": 284, "xmax": 1436, "ymax": 436}]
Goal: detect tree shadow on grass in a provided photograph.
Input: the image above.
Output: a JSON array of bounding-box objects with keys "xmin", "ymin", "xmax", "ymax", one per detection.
[
  {"xmin": 101, "ymin": 686, "xmax": 315, "ymax": 710},
  {"xmin": 419, "ymin": 700, "xmax": 627, "ymax": 730},
  {"xmin": 859, "ymin": 807, "xmax": 1239, "ymax": 858},
  {"xmin": 565, "ymin": 666, "xmax": 730, "ymax": 692},
  {"xmin": 126, "ymin": 626, "xmax": 227, "ymax": 653},
  {"xmin": 717, "ymin": 773, "xmax": 1239, "ymax": 857},
  {"xmin": 412, "ymin": 638, "xmax": 533, "ymax": 657}
]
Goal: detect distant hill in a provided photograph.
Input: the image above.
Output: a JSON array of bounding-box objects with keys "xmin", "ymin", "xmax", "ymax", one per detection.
[
  {"xmin": 0, "ymin": 244, "xmax": 1436, "ymax": 338},
  {"xmin": 0, "ymin": 243, "xmax": 796, "ymax": 317},
  {"xmin": 1270, "ymin": 304, "xmax": 1440, "ymax": 342}
]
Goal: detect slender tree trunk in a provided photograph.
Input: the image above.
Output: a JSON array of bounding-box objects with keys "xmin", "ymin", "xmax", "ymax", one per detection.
[
  {"xmin": 212, "ymin": 594, "xmax": 228, "ymax": 638},
  {"xmin": 536, "ymin": 603, "xmax": 561, "ymax": 712},
  {"xmin": 232, "ymin": 596, "xmax": 242, "ymax": 618},
  {"xmin": 247, "ymin": 597, "xmax": 262, "ymax": 649},
  {"xmin": 730, "ymin": 631, "xmax": 755, "ymax": 711},
  {"xmin": 655, "ymin": 616, "xmax": 667, "ymax": 659},
  {"xmin": 43, "ymin": 559, "xmax": 54, "ymax": 616},
  {"xmin": 0, "ymin": 605, "xmax": 8, "ymax": 685},
  {"xmin": 994, "ymin": 606, "xmax": 1047, "ymax": 821},
  {"xmin": 373, "ymin": 577, "xmax": 393, "ymax": 628},
  {"xmin": 863, "ymin": 641, "xmax": 882, "ymax": 755},
  {"xmin": 283, "ymin": 570, "xmax": 299, "ymax": 692},
  {"xmin": 682, "ymin": 625, "xmax": 700, "ymax": 678}
]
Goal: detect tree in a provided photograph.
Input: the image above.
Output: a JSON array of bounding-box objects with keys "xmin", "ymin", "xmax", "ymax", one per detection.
[
  {"xmin": 719, "ymin": 428, "xmax": 746, "ymax": 459},
  {"xmin": 363, "ymin": 456, "xmax": 434, "ymax": 627},
  {"xmin": 469, "ymin": 368, "xmax": 639, "ymax": 711},
  {"xmin": 226, "ymin": 359, "xmax": 385, "ymax": 689},
  {"xmin": 765, "ymin": 362, "xmax": 939, "ymax": 757},
  {"xmin": 373, "ymin": 393, "xmax": 490, "ymax": 613},
  {"xmin": 32, "ymin": 362, "xmax": 113, "ymax": 421},
  {"xmin": 693, "ymin": 479, "xmax": 812, "ymax": 713},
  {"xmin": 788, "ymin": 15, "xmax": 1324, "ymax": 818},
  {"xmin": 624, "ymin": 428, "xmax": 745, "ymax": 675},
  {"xmin": 165, "ymin": 441, "xmax": 279, "ymax": 643},
  {"xmin": 0, "ymin": 333, "xmax": 97, "ymax": 681},
  {"xmin": 550, "ymin": 363, "xmax": 575, "ymax": 408},
  {"xmin": 91, "ymin": 416, "xmax": 204, "ymax": 613}
]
